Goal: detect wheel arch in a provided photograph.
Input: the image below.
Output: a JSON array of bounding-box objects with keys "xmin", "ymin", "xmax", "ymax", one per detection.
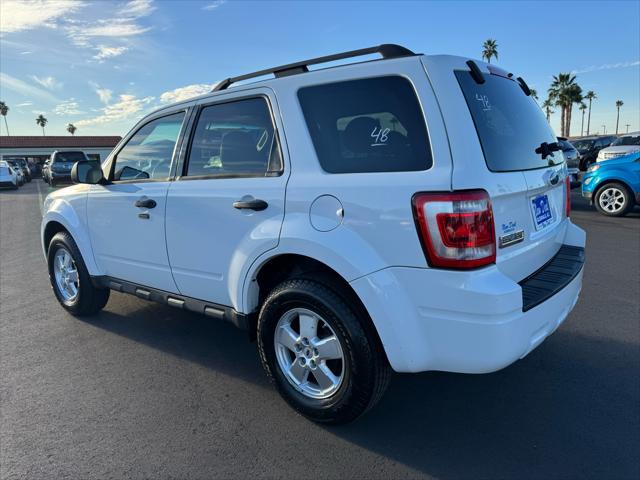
[
  {"xmin": 244, "ymin": 253, "xmax": 388, "ymax": 362},
  {"xmin": 41, "ymin": 211, "xmax": 100, "ymax": 276}
]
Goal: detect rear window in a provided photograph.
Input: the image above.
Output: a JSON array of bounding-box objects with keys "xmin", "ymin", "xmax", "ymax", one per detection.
[
  {"xmin": 456, "ymin": 71, "xmax": 563, "ymax": 172},
  {"xmin": 298, "ymin": 76, "xmax": 432, "ymax": 173},
  {"xmin": 55, "ymin": 152, "xmax": 86, "ymax": 163},
  {"xmin": 611, "ymin": 135, "xmax": 640, "ymax": 146}
]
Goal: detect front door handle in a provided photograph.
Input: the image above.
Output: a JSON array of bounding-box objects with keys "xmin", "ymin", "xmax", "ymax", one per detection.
[
  {"xmin": 135, "ymin": 197, "xmax": 157, "ymax": 209},
  {"xmin": 233, "ymin": 198, "xmax": 268, "ymax": 211}
]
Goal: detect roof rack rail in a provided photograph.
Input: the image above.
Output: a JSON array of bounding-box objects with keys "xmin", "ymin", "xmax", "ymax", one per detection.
[{"xmin": 212, "ymin": 44, "xmax": 416, "ymax": 92}]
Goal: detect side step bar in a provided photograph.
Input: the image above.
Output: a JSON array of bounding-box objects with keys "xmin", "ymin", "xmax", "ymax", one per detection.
[{"xmin": 93, "ymin": 276, "xmax": 251, "ymax": 331}]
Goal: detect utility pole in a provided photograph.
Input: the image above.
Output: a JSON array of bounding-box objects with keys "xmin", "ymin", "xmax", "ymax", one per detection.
[
  {"xmin": 626, "ymin": 124, "xmax": 631, "ymax": 134},
  {"xmin": 602, "ymin": 125, "xmax": 606, "ymax": 135}
]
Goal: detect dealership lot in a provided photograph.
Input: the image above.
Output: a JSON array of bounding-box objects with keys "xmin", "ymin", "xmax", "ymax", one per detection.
[{"xmin": 1, "ymin": 181, "xmax": 638, "ymax": 479}]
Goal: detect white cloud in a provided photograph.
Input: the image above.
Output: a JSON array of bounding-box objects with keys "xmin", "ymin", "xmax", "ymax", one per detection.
[
  {"xmin": 0, "ymin": 0, "xmax": 84, "ymax": 33},
  {"xmin": 119, "ymin": 0, "xmax": 155, "ymax": 18},
  {"xmin": 160, "ymin": 83, "xmax": 213, "ymax": 104},
  {"xmin": 17, "ymin": 102, "xmax": 33, "ymax": 107},
  {"xmin": 30, "ymin": 75, "xmax": 63, "ymax": 90},
  {"xmin": 96, "ymin": 88, "xmax": 113, "ymax": 104},
  {"xmin": 93, "ymin": 45, "xmax": 128, "ymax": 61},
  {"xmin": 571, "ymin": 60, "xmax": 640, "ymax": 75},
  {"xmin": 89, "ymin": 82, "xmax": 114, "ymax": 104},
  {"xmin": 75, "ymin": 94, "xmax": 154, "ymax": 127},
  {"xmin": 0, "ymin": 73, "xmax": 59, "ymax": 102},
  {"xmin": 54, "ymin": 99, "xmax": 84, "ymax": 115},
  {"xmin": 202, "ymin": 0, "xmax": 226, "ymax": 11}
]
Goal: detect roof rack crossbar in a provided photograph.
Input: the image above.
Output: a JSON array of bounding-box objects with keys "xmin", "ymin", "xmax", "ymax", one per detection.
[{"xmin": 212, "ymin": 44, "xmax": 416, "ymax": 92}]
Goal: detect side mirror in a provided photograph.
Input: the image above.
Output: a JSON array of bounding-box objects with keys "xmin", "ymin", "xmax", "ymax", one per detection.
[{"xmin": 71, "ymin": 160, "xmax": 104, "ymax": 184}]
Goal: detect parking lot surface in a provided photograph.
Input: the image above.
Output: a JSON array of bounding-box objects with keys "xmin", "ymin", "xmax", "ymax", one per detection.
[{"xmin": 1, "ymin": 180, "xmax": 639, "ymax": 480}]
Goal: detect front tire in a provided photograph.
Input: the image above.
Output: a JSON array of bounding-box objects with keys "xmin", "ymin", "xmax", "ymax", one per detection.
[
  {"xmin": 47, "ymin": 231, "xmax": 110, "ymax": 315},
  {"xmin": 594, "ymin": 182, "xmax": 633, "ymax": 217},
  {"xmin": 257, "ymin": 278, "xmax": 390, "ymax": 424}
]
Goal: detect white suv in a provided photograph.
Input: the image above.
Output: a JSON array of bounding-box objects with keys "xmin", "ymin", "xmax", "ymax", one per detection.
[{"xmin": 41, "ymin": 45, "xmax": 586, "ymax": 424}]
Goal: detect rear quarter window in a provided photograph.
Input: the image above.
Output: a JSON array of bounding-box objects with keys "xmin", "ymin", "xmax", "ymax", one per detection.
[{"xmin": 298, "ymin": 76, "xmax": 432, "ymax": 173}]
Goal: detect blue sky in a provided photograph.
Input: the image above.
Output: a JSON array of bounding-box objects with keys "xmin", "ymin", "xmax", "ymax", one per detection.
[{"xmin": 1, "ymin": 0, "xmax": 638, "ymax": 137}]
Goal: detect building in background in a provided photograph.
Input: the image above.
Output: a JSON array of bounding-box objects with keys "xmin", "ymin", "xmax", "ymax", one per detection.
[{"xmin": 0, "ymin": 136, "xmax": 121, "ymax": 175}]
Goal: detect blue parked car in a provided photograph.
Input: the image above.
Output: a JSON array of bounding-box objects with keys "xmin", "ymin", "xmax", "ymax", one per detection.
[{"xmin": 582, "ymin": 152, "xmax": 640, "ymax": 216}]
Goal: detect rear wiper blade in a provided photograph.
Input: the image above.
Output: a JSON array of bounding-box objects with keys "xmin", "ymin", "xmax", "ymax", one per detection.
[{"xmin": 535, "ymin": 141, "xmax": 561, "ymax": 160}]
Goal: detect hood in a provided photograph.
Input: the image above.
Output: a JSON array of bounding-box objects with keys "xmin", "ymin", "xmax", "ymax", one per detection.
[
  {"xmin": 593, "ymin": 151, "xmax": 640, "ymax": 167},
  {"xmin": 600, "ymin": 145, "xmax": 640, "ymax": 155}
]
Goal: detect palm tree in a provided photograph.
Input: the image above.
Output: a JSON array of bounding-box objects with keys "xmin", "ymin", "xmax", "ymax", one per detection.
[
  {"xmin": 542, "ymin": 98, "xmax": 555, "ymax": 123},
  {"xmin": 0, "ymin": 101, "xmax": 9, "ymax": 135},
  {"xmin": 548, "ymin": 73, "xmax": 579, "ymax": 136},
  {"xmin": 482, "ymin": 39, "xmax": 498, "ymax": 64},
  {"xmin": 530, "ymin": 89, "xmax": 539, "ymax": 102},
  {"xmin": 565, "ymin": 84, "xmax": 583, "ymax": 137},
  {"xmin": 615, "ymin": 100, "xmax": 624, "ymax": 134},
  {"xmin": 66, "ymin": 123, "xmax": 77, "ymax": 135},
  {"xmin": 584, "ymin": 90, "xmax": 596, "ymax": 135},
  {"xmin": 35, "ymin": 114, "xmax": 48, "ymax": 136},
  {"xmin": 579, "ymin": 103, "xmax": 587, "ymax": 136}
]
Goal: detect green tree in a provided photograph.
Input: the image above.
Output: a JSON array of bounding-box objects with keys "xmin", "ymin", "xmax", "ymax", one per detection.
[
  {"xmin": 0, "ymin": 101, "xmax": 9, "ymax": 135},
  {"xmin": 542, "ymin": 98, "xmax": 555, "ymax": 123},
  {"xmin": 36, "ymin": 114, "xmax": 48, "ymax": 136},
  {"xmin": 66, "ymin": 123, "xmax": 77, "ymax": 135},
  {"xmin": 584, "ymin": 90, "xmax": 596, "ymax": 135},
  {"xmin": 530, "ymin": 88, "xmax": 539, "ymax": 101},
  {"xmin": 548, "ymin": 73, "xmax": 580, "ymax": 136},
  {"xmin": 482, "ymin": 39, "xmax": 498, "ymax": 63},
  {"xmin": 579, "ymin": 103, "xmax": 587, "ymax": 136},
  {"xmin": 615, "ymin": 100, "xmax": 624, "ymax": 134}
]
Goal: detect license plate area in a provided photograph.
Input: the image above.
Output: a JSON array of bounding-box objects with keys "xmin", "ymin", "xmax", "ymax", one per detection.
[{"xmin": 531, "ymin": 194, "xmax": 553, "ymax": 230}]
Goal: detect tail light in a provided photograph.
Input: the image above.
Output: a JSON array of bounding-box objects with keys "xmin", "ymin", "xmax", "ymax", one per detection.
[
  {"xmin": 565, "ymin": 176, "xmax": 571, "ymax": 217},
  {"xmin": 412, "ymin": 190, "xmax": 496, "ymax": 269}
]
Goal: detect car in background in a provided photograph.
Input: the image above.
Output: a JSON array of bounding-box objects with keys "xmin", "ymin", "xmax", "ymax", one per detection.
[
  {"xmin": 572, "ymin": 135, "xmax": 617, "ymax": 170},
  {"xmin": 6, "ymin": 159, "xmax": 32, "ymax": 183},
  {"xmin": 557, "ymin": 137, "xmax": 581, "ymax": 185},
  {"xmin": 596, "ymin": 132, "xmax": 640, "ymax": 162},
  {"xmin": 582, "ymin": 152, "xmax": 640, "ymax": 216},
  {"xmin": 47, "ymin": 151, "xmax": 89, "ymax": 187},
  {"xmin": 0, "ymin": 161, "xmax": 19, "ymax": 189}
]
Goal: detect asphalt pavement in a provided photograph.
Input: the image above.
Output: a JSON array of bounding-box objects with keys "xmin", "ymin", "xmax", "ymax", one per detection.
[{"xmin": 1, "ymin": 180, "xmax": 639, "ymax": 479}]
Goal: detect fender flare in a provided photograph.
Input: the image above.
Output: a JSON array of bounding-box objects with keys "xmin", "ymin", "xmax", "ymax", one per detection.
[{"xmin": 41, "ymin": 202, "xmax": 100, "ymax": 276}]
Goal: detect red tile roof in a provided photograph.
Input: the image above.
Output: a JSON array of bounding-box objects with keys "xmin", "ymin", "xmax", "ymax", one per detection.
[{"xmin": 0, "ymin": 136, "xmax": 121, "ymax": 148}]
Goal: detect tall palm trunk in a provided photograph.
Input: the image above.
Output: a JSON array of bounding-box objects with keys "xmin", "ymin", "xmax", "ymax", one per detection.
[
  {"xmin": 560, "ymin": 106, "xmax": 566, "ymax": 137},
  {"xmin": 41, "ymin": 126, "xmax": 45, "ymax": 136},
  {"xmin": 581, "ymin": 109, "xmax": 585, "ymax": 136},
  {"xmin": 586, "ymin": 98, "xmax": 592, "ymax": 135},
  {"xmin": 615, "ymin": 108, "xmax": 620, "ymax": 134},
  {"xmin": 3, "ymin": 117, "xmax": 8, "ymax": 136},
  {"xmin": 566, "ymin": 103, "xmax": 573, "ymax": 137}
]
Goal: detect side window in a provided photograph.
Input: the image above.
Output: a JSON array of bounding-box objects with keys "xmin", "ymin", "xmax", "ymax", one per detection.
[
  {"xmin": 113, "ymin": 112, "xmax": 185, "ymax": 181},
  {"xmin": 298, "ymin": 76, "xmax": 432, "ymax": 173},
  {"xmin": 185, "ymin": 97, "xmax": 282, "ymax": 177}
]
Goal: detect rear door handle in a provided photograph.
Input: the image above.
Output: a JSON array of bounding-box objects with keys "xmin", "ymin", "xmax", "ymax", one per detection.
[
  {"xmin": 135, "ymin": 197, "xmax": 157, "ymax": 209},
  {"xmin": 233, "ymin": 198, "xmax": 268, "ymax": 211}
]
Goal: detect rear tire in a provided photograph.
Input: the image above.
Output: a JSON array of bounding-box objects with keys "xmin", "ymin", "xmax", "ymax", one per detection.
[
  {"xmin": 594, "ymin": 182, "xmax": 633, "ymax": 217},
  {"xmin": 257, "ymin": 278, "xmax": 390, "ymax": 424},
  {"xmin": 47, "ymin": 231, "xmax": 110, "ymax": 315}
]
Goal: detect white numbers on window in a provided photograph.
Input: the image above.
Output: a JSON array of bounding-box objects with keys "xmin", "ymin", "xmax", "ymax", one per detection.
[
  {"xmin": 475, "ymin": 93, "xmax": 491, "ymax": 111},
  {"xmin": 370, "ymin": 127, "xmax": 390, "ymax": 146}
]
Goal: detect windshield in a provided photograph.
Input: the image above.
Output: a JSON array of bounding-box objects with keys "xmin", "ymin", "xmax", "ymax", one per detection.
[
  {"xmin": 573, "ymin": 140, "xmax": 594, "ymax": 153},
  {"xmin": 55, "ymin": 151, "xmax": 86, "ymax": 162},
  {"xmin": 611, "ymin": 135, "xmax": 640, "ymax": 146},
  {"xmin": 456, "ymin": 70, "xmax": 562, "ymax": 171}
]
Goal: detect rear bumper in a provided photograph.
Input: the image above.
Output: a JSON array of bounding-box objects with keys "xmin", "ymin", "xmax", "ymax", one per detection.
[
  {"xmin": 350, "ymin": 222, "xmax": 586, "ymax": 374},
  {"xmin": 0, "ymin": 180, "xmax": 17, "ymax": 188}
]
